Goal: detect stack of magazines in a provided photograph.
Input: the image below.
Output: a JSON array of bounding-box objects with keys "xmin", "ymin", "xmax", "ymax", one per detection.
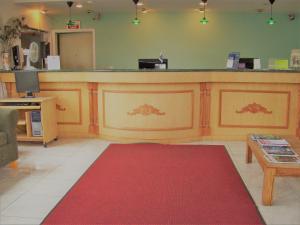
[{"xmin": 251, "ymin": 134, "xmax": 300, "ymax": 163}]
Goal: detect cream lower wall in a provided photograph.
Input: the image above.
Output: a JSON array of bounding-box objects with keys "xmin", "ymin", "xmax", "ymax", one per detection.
[{"xmin": 1, "ymin": 71, "xmax": 300, "ymax": 142}]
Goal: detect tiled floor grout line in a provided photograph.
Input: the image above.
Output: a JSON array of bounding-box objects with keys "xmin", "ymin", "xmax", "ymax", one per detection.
[
  {"xmin": 0, "ymin": 215, "xmax": 43, "ymax": 219},
  {"xmin": 0, "ymin": 192, "xmax": 24, "ymax": 213}
]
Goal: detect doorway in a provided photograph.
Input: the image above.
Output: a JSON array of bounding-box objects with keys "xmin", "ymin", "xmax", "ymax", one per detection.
[{"xmin": 52, "ymin": 29, "xmax": 95, "ymax": 69}]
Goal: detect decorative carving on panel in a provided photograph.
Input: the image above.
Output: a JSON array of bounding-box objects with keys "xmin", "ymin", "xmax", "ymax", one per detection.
[
  {"xmin": 127, "ymin": 104, "xmax": 166, "ymax": 116},
  {"xmin": 56, "ymin": 104, "xmax": 66, "ymax": 111},
  {"xmin": 236, "ymin": 102, "xmax": 272, "ymax": 114},
  {"xmin": 40, "ymin": 89, "xmax": 82, "ymax": 125}
]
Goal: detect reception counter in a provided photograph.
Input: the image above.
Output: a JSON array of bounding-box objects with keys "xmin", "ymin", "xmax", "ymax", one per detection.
[{"xmin": 1, "ymin": 69, "xmax": 300, "ymax": 142}]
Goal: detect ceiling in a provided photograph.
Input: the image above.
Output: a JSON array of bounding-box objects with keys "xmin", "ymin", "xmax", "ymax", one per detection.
[{"xmin": 14, "ymin": 0, "xmax": 300, "ymax": 15}]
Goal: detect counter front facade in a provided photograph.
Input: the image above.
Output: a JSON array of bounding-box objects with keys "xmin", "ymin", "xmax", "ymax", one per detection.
[{"xmin": 1, "ymin": 70, "xmax": 300, "ymax": 142}]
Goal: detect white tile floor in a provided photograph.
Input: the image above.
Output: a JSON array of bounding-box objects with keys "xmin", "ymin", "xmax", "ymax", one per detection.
[{"xmin": 0, "ymin": 139, "xmax": 299, "ymax": 225}]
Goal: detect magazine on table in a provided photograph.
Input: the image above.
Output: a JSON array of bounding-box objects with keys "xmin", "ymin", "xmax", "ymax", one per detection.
[
  {"xmin": 257, "ymin": 138, "xmax": 290, "ymax": 147},
  {"xmin": 251, "ymin": 134, "xmax": 282, "ymax": 141},
  {"xmin": 261, "ymin": 146, "xmax": 298, "ymax": 156},
  {"xmin": 265, "ymin": 154, "xmax": 300, "ymax": 164}
]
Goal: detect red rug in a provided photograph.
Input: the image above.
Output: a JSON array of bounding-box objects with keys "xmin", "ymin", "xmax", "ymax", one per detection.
[{"xmin": 43, "ymin": 144, "xmax": 264, "ymax": 225}]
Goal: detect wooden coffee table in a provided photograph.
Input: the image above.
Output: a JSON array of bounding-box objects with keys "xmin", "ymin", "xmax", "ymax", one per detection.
[{"xmin": 246, "ymin": 135, "xmax": 300, "ymax": 206}]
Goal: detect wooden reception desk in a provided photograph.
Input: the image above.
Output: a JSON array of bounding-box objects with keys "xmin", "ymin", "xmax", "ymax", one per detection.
[{"xmin": 1, "ymin": 69, "xmax": 300, "ymax": 142}]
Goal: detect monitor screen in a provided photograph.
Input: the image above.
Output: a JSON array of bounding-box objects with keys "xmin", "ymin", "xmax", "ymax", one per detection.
[
  {"xmin": 239, "ymin": 58, "xmax": 254, "ymax": 69},
  {"xmin": 15, "ymin": 71, "xmax": 40, "ymax": 97}
]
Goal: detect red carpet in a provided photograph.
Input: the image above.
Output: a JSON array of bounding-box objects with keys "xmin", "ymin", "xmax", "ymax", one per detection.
[{"xmin": 43, "ymin": 144, "xmax": 264, "ymax": 225}]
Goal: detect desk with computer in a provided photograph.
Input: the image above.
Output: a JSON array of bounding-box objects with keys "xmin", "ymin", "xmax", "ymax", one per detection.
[{"xmin": 0, "ymin": 71, "xmax": 58, "ymax": 147}]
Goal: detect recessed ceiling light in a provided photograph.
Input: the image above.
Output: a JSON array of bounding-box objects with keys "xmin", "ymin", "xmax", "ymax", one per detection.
[
  {"xmin": 76, "ymin": 3, "xmax": 83, "ymax": 8},
  {"xmin": 137, "ymin": 2, "xmax": 144, "ymax": 6},
  {"xmin": 40, "ymin": 9, "xmax": 48, "ymax": 14}
]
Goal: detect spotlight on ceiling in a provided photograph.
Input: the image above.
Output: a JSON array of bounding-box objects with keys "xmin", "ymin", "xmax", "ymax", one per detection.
[
  {"xmin": 76, "ymin": 3, "xmax": 83, "ymax": 8},
  {"xmin": 40, "ymin": 9, "xmax": 48, "ymax": 14},
  {"xmin": 87, "ymin": 9, "xmax": 101, "ymax": 21},
  {"xmin": 288, "ymin": 13, "xmax": 296, "ymax": 21}
]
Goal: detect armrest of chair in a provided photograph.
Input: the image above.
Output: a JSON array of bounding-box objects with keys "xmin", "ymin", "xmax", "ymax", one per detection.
[{"xmin": 0, "ymin": 109, "xmax": 18, "ymax": 144}]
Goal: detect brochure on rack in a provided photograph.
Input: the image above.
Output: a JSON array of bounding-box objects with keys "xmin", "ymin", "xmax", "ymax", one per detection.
[{"xmin": 251, "ymin": 134, "xmax": 282, "ymax": 141}]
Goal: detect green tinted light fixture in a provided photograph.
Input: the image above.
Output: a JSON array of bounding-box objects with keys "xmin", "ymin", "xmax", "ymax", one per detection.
[
  {"xmin": 200, "ymin": 0, "xmax": 208, "ymax": 25},
  {"xmin": 66, "ymin": 1, "xmax": 74, "ymax": 26},
  {"xmin": 132, "ymin": 18, "xmax": 141, "ymax": 25},
  {"xmin": 132, "ymin": 0, "xmax": 140, "ymax": 25},
  {"xmin": 267, "ymin": 0, "xmax": 276, "ymax": 25},
  {"xmin": 200, "ymin": 17, "xmax": 208, "ymax": 25},
  {"xmin": 267, "ymin": 17, "xmax": 275, "ymax": 25}
]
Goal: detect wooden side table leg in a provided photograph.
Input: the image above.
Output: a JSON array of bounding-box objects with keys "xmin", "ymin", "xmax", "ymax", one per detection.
[
  {"xmin": 246, "ymin": 144, "xmax": 252, "ymax": 163},
  {"xmin": 262, "ymin": 168, "xmax": 276, "ymax": 206}
]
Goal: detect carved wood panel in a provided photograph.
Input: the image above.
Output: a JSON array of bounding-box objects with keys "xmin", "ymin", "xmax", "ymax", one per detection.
[
  {"xmin": 102, "ymin": 90, "xmax": 194, "ymax": 131},
  {"xmin": 219, "ymin": 90, "xmax": 290, "ymax": 129}
]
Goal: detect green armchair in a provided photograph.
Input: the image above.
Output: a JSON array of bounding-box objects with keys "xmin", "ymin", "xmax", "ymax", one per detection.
[{"xmin": 0, "ymin": 108, "xmax": 18, "ymax": 167}]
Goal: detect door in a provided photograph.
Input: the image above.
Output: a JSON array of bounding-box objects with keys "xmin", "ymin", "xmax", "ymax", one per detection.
[{"xmin": 58, "ymin": 32, "xmax": 93, "ymax": 69}]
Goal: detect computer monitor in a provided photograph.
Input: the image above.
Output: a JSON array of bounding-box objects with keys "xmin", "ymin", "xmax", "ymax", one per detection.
[
  {"xmin": 40, "ymin": 42, "xmax": 50, "ymax": 59},
  {"xmin": 239, "ymin": 58, "xmax": 254, "ymax": 69},
  {"xmin": 15, "ymin": 71, "xmax": 40, "ymax": 98},
  {"xmin": 40, "ymin": 42, "xmax": 50, "ymax": 69},
  {"xmin": 139, "ymin": 59, "xmax": 168, "ymax": 70}
]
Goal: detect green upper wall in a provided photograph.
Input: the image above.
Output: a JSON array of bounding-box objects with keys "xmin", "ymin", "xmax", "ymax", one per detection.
[{"xmin": 50, "ymin": 12, "xmax": 300, "ymax": 69}]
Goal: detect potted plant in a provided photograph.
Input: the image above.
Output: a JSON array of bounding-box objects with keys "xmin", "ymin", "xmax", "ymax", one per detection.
[{"xmin": 0, "ymin": 17, "xmax": 23, "ymax": 70}]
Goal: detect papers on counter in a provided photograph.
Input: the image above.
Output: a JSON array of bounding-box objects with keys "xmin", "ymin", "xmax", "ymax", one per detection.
[{"xmin": 47, "ymin": 56, "xmax": 61, "ymax": 70}]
